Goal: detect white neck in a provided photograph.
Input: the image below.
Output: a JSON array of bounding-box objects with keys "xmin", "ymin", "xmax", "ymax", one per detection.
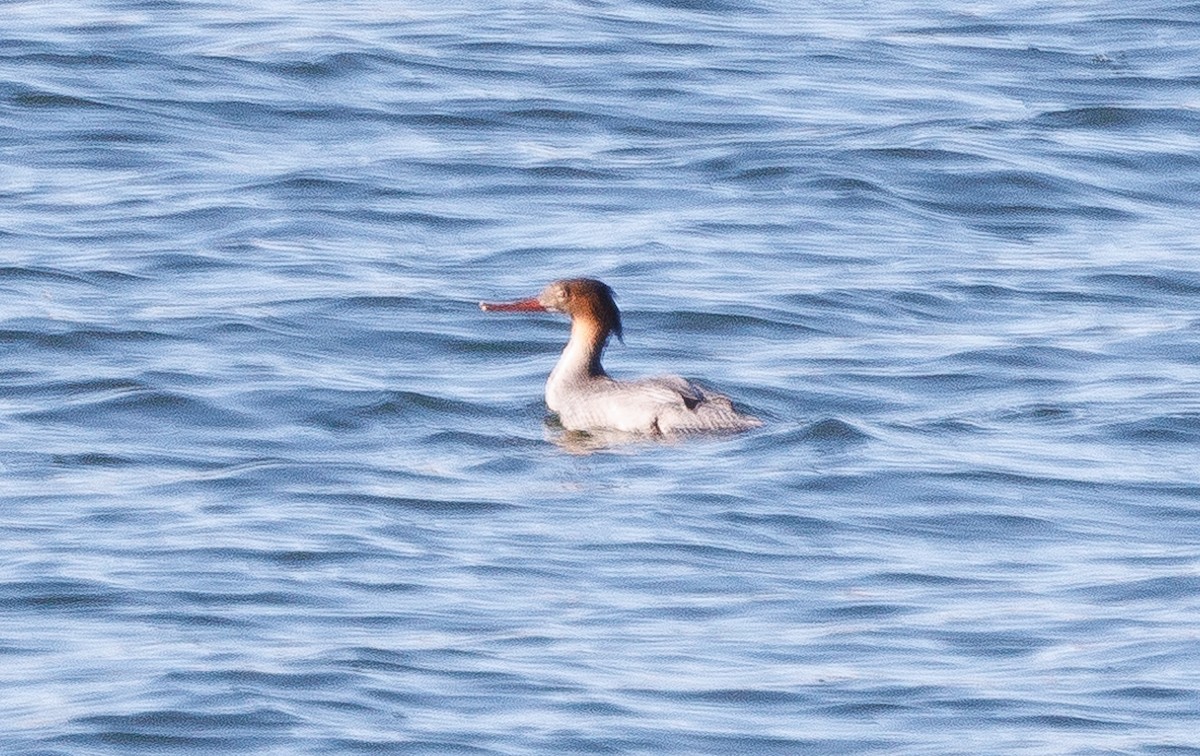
[{"xmin": 545, "ymin": 320, "xmax": 607, "ymax": 411}]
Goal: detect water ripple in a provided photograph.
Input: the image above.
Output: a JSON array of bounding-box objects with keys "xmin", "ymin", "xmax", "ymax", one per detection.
[{"xmin": 3, "ymin": 2, "xmax": 1200, "ymax": 754}]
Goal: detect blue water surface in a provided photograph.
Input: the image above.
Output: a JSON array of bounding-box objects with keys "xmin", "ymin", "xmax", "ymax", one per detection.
[{"xmin": 3, "ymin": 0, "xmax": 1200, "ymax": 753}]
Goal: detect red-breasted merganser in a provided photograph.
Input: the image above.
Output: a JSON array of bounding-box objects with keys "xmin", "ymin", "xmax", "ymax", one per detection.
[{"xmin": 481, "ymin": 278, "xmax": 762, "ymax": 435}]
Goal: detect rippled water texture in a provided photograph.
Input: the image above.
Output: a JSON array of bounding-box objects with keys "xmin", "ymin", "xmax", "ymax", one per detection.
[{"xmin": 3, "ymin": 1, "xmax": 1200, "ymax": 753}]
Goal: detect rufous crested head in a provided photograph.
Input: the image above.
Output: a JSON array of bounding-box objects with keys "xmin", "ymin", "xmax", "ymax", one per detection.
[
  {"xmin": 481, "ymin": 278, "xmax": 623, "ymax": 343},
  {"xmin": 537, "ymin": 278, "xmax": 622, "ymax": 343}
]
